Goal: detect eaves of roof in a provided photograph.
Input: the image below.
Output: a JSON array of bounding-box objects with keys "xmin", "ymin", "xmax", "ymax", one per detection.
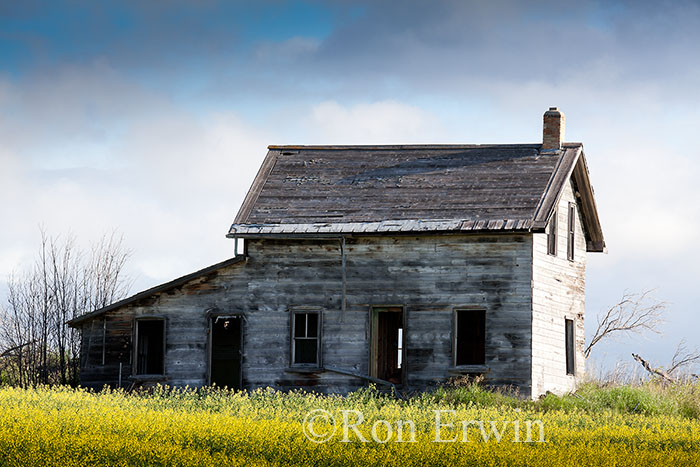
[{"xmin": 67, "ymin": 256, "xmax": 245, "ymax": 327}]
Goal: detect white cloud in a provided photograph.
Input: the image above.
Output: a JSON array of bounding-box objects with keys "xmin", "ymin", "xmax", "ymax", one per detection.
[
  {"xmin": 308, "ymin": 100, "xmax": 444, "ymax": 144},
  {"xmin": 0, "ymin": 65, "xmax": 269, "ymax": 295}
]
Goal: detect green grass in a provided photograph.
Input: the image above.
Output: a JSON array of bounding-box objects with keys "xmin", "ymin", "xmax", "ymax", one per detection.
[
  {"xmin": 538, "ymin": 381, "xmax": 700, "ymax": 418},
  {"xmin": 427, "ymin": 376, "xmax": 700, "ymax": 419}
]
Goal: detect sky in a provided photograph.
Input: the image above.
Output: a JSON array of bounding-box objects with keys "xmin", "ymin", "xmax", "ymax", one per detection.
[{"xmin": 1, "ymin": 0, "xmax": 699, "ymax": 373}]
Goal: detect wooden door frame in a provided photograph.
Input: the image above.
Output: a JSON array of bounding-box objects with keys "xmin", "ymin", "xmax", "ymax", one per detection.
[
  {"xmin": 368, "ymin": 305, "xmax": 406, "ymax": 386},
  {"xmin": 207, "ymin": 314, "xmax": 244, "ymax": 389}
]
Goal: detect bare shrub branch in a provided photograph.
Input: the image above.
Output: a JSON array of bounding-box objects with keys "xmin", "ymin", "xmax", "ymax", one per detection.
[{"xmin": 0, "ymin": 229, "xmax": 131, "ymax": 386}]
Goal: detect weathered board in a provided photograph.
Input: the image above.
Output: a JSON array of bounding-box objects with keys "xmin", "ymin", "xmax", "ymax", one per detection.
[
  {"xmin": 78, "ymin": 232, "xmax": 536, "ymax": 396},
  {"xmin": 531, "ymin": 178, "xmax": 587, "ymax": 395}
]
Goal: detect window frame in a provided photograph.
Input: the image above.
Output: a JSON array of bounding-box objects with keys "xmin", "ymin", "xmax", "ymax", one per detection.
[
  {"xmin": 290, "ymin": 309, "xmax": 322, "ymax": 368},
  {"xmin": 547, "ymin": 207, "xmax": 558, "ymax": 256},
  {"xmin": 133, "ymin": 317, "xmax": 166, "ymax": 376},
  {"xmin": 233, "ymin": 237, "xmax": 247, "ymax": 257},
  {"xmin": 565, "ymin": 318, "xmax": 575, "ymax": 376},
  {"xmin": 452, "ymin": 308, "xmax": 487, "ymax": 368},
  {"xmin": 567, "ymin": 202, "xmax": 576, "ymax": 262}
]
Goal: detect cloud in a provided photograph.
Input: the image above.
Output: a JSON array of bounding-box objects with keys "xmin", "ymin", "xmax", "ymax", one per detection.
[
  {"xmin": 312, "ymin": 1, "xmax": 700, "ymax": 90},
  {"xmin": 254, "ymin": 36, "xmax": 321, "ymax": 65},
  {"xmin": 308, "ymin": 100, "xmax": 444, "ymax": 144},
  {"xmin": 0, "ymin": 63, "xmax": 269, "ymax": 294}
]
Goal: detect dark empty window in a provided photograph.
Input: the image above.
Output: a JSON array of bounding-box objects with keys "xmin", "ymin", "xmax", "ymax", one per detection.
[
  {"xmin": 567, "ymin": 202, "xmax": 576, "ymax": 261},
  {"xmin": 547, "ymin": 208, "xmax": 557, "ymax": 256},
  {"xmin": 454, "ymin": 309, "xmax": 486, "ymax": 366},
  {"xmin": 135, "ymin": 319, "xmax": 164, "ymax": 375},
  {"xmin": 292, "ymin": 312, "xmax": 320, "ymax": 366},
  {"xmin": 565, "ymin": 318, "xmax": 575, "ymax": 375}
]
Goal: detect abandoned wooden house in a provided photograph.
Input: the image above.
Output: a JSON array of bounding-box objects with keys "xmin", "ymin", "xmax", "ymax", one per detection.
[{"xmin": 68, "ymin": 107, "xmax": 605, "ymax": 398}]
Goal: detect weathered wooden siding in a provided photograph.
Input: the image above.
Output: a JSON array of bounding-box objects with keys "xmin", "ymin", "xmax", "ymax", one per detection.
[
  {"xmin": 80, "ymin": 312, "xmax": 132, "ymax": 387},
  {"xmin": 531, "ymin": 178, "xmax": 587, "ymax": 396},
  {"xmin": 79, "ymin": 234, "xmax": 534, "ymax": 395}
]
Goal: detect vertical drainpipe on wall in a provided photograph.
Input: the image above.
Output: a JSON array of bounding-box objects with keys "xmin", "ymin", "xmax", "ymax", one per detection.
[{"xmin": 340, "ymin": 236, "xmax": 347, "ymax": 323}]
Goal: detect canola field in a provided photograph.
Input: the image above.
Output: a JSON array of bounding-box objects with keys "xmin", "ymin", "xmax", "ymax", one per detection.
[{"xmin": 0, "ymin": 385, "xmax": 698, "ymax": 466}]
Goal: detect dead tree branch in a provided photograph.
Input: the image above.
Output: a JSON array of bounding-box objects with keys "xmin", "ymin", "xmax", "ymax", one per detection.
[
  {"xmin": 632, "ymin": 340, "xmax": 700, "ymax": 383},
  {"xmin": 585, "ymin": 290, "xmax": 667, "ymax": 358},
  {"xmin": 0, "ymin": 229, "xmax": 131, "ymax": 386},
  {"xmin": 668, "ymin": 340, "xmax": 700, "ymax": 377},
  {"xmin": 632, "ymin": 353, "xmax": 674, "ymax": 383},
  {"xmin": 0, "ymin": 340, "xmax": 36, "ymax": 358}
]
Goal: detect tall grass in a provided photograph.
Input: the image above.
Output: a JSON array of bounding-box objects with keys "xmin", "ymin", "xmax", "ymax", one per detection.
[
  {"xmin": 431, "ymin": 375, "xmax": 700, "ymax": 419},
  {"xmin": 538, "ymin": 381, "xmax": 700, "ymax": 418}
]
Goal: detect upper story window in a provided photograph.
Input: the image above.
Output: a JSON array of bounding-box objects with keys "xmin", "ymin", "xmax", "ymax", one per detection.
[
  {"xmin": 567, "ymin": 202, "xmax": 576, "ymax": 261},
  {"xmin": 547, "ymin": 207, "xmax": 557, "ymax": 256},
  {"xmin": 291, "ymin": 311, "xmax": 321, "ymax": 366}
]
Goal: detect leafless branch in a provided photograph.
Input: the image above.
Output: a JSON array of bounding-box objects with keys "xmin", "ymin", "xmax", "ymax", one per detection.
[
  {"xmin": 0, "ymin": 340, "xmax": 36, "ymax": 358},
  {"xmin": 584, "ymin": 290, "xmax": 667, "ymax": 358},
  {"xmin": 632, "ymin": 340, "xmax": 700, "ymax": 384},
  {"xmin": 632, "ymin": 353, "xmax": 674, "ymax": 383},
  {"xmin": 668, "ymin": 340, "xmax": 700, "ymax": 376},
  {"xmin": 0, "ymin": 228, "xmax": 131, "ymax": 386}
]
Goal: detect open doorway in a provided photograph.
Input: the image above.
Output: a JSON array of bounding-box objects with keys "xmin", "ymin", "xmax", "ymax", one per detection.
[
  {"xmin": 370, "ymin": 307, "xmax": 404, "ymax": 384},
  {"xmin": 210, "ymin": 316, "xmax": 242, "ymax": 389}
]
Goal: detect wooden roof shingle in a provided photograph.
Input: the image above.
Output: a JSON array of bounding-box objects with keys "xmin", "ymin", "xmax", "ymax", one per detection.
[{"xmin": 229, "ymin": 143, "xmax": 605, "ymax": 251}]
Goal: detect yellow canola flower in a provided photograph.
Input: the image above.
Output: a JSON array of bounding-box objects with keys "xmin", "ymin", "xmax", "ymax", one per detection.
[{"xmin": 0, "ymin": 386, "xmax": 696, "ymax": 466}]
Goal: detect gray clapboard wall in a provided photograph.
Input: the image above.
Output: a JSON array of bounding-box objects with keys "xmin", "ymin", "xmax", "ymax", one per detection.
[{"xmin": 79, "ymin": 233, "xmax": 535, "ymax": 396}]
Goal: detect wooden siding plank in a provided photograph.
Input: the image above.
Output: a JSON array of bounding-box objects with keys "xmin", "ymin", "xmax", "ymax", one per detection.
[{"xmin": 79, "ymin": 234, "xmax": 535, "ymax": 395}]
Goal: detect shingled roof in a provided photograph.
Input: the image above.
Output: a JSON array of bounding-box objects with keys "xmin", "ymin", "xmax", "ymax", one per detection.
[{"xmin": 229, "ymin": 143, "xmax": 605, "ymax": 252}]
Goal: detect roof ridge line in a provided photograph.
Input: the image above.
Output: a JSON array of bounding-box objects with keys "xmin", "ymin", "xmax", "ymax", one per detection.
[{"xmin": 268, "ymin": 143, "xmax": 543, "ymax": 150}]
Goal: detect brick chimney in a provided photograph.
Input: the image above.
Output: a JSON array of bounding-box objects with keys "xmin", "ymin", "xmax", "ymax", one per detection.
[{"xmin": 542, "ymin": 107, "xmax": 565, "ymax": 150}]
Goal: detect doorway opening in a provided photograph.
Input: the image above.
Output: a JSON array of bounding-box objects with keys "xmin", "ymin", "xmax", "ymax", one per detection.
[
  {"xmin": 370, "ymin": 307, "xmax": 404, "ymax": 384},
  {"xmin": 210, "ymin": 316, "xmax": 242, "ymax": 389}
]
